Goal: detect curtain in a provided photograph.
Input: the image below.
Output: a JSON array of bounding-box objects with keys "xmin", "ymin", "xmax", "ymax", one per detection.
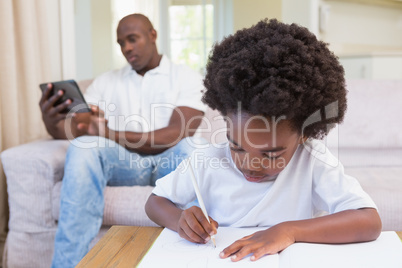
[{"xmin": 0, "ymin": 0, "xmax": 63, "ymax": 262}]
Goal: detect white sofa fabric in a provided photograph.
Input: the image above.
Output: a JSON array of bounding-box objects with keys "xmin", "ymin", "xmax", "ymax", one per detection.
[{"xmin": 1, "ymin": 79, "xmax": 402, "ymax": 268}]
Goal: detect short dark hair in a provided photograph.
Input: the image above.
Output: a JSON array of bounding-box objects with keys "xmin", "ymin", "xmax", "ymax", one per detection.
[{"xmin": 202, "ymin": 19, "xmax": 347, "ymax": 139}]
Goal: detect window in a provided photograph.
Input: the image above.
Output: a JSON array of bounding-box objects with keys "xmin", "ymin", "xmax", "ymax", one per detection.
[{"xmin": 168, "ymin": 0, "xmax": 214, "ymax": 73}]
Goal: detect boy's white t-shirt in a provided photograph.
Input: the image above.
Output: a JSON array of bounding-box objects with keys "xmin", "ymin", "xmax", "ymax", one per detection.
[{"xmin": 152, "ymin": 139, "xmax": 377, "ymax": 227}]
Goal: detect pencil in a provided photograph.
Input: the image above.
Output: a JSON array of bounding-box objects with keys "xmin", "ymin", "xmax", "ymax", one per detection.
[{"xmin": 187, "ymin": 158, "xmax": 217, "ymax": 248}]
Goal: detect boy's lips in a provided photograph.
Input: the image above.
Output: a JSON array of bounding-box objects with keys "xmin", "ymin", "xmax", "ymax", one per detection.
[
  {"xmin": 243, "ymin": 174, "xmax": 267, "ymax": 183},
  {"xmin": 243, "ymin": 173, "xmax": 278, "ymax": 183}
]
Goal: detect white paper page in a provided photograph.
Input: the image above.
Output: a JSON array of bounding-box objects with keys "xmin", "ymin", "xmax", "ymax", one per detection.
[
  {"xmin": 278, "ymin": 231, "xmax": 402, "ymax": 268},
  {"xmin": 138, "ymin": 227, "xmax": 279, "ymax": 268}
]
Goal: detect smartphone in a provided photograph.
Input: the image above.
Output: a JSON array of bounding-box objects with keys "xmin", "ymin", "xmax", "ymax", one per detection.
[{"xmin": 39, "ymin": 80, "xmax": 91, "ymax": 113}]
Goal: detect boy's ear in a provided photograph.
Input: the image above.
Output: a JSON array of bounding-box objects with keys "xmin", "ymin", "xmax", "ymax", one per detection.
[{"xmin": 299, "ymin": 136, "xmax": 308, "ymax": 144}]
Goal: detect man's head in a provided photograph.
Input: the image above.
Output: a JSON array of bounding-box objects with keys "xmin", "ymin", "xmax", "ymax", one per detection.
[
  {"xmin": 117, "ymin": 14, "xmax": 160, "ymax": 75},
  {"xmin": 203, "ymin": 18, "xmax": 347, "ymax": 139}
]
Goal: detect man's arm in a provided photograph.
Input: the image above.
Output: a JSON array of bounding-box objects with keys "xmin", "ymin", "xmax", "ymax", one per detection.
[
  {"xmin": 105, "ymin": 106, "xmax": 204, "ymax": 155},
  {"xmin": 41, "ymin": 90, "xmax": 203, "ymax": 150}
]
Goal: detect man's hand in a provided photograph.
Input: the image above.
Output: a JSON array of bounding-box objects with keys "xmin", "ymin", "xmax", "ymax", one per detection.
[
  {"xmin": 177, "ymin": 206, "xmax": 218, "ymax": 244},
  {"xmin": 76, "ymin": 105, "xmax": 108, "ymax": 137},
  {"xmin": 220, "ymin": 223, "xmax": 295, "ymax": 262},
  {"xmin": 39, "ymin": 83, "xmax": 70, "ymax": 127}
]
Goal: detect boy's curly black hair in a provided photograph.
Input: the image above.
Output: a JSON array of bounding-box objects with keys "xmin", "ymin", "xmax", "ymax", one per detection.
[{"xmin": 202, "ymin": 19, "xmax": 347, "ymax": 139}]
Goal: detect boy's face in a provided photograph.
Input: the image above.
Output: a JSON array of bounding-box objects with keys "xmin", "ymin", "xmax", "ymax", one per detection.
[{"xmin": 226, "ymin": 113, "xmax": 303, "ymax": 183}]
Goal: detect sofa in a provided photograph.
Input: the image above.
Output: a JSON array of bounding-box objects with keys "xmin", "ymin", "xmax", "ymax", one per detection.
[{"xmin": 1, "ymin": 79, "xmax": 402, "ymax": 268}]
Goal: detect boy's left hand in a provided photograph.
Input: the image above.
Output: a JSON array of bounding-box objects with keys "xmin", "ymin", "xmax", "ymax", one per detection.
[{"xmin": 219, "ymin": 223, "xmax": 295, "ymax": 262}]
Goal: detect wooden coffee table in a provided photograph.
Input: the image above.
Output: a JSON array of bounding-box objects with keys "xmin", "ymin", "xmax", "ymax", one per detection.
[
  {"xmin": 76, "ymin": 226, "xmax": 402, "ymax": 267},
  {"xmin": 76, "ymin": 226, "xmax": 163, "ymax": 268}
]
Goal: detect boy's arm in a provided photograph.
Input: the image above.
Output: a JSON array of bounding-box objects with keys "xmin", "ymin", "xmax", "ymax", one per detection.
[
  {"xmin": 221, "ymin": 208, "xmax": 381, "ymax": 262},
  {"xmin": 290, "ymin": 207, "xmax": 381, "ymax": 243},
  {"xmin": 145, "ymin": 194, "xmax": 183, "ymax": 232},
  {"xmin": 145, "ymin": 194, "xmax": 218, "ymax": 243}
]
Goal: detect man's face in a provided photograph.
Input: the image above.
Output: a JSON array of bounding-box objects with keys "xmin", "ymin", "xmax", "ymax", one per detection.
[
  {"xmin": 226, "ymin": 112, "xmax": 303, "ymax": 183},
  {"xmin": 117, "ymin": 17, "xmax": 157, "ymax": 75}
]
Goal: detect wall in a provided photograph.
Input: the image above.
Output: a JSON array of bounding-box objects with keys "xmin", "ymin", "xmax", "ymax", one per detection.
[
  {"xmin": 75, "ymin": 0, "xmax": 114, "ymax": 81},
  {"xmin": 74, "ymin": 0, "xmax": 402, "ymax": 80},
  {"xmin": 282, "ymin": 0, "xmax": 319, "ymax": 36},
  {"xmin": 232, "ymin": 0, "xmax": 281, "ymax": 31},
  {"xmin": 321, "ymin": 1, "xmax": 402, "ymax": 55}
]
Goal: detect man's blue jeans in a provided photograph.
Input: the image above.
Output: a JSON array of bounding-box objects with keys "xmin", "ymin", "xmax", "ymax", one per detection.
[{"xmin": 51, "ymin": 135, "xmax": 204, "ymax": 267}]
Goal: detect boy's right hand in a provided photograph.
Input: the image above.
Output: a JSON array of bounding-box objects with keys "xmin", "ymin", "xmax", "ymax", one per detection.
[{"xmin": 177, "ymin": 206, "xmax": 218, "ymax": 244}]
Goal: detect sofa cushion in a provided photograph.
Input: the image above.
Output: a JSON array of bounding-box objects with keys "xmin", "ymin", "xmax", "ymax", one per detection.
[
  {"xmin": 1, "ymin": 139, "xmax": 69, "ymax": 233},
  {"xmin": 52, "ymin": 182, "xmax": 158, "ymax": 226},
  {"xmin": 346, "ymin": 167, "xmax": 402, "ymax": 231},
  {"xmin": 327, "ymin": 79, "xmax": 402, "ymax": 149},
  {"xmin": 329, "ymin": 147, "xmax": 402, "ymax": 167}
]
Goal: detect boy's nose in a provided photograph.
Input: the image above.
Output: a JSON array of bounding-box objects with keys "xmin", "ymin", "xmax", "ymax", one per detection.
[{"xmin": 244, "ymin": 155, "xmax": 265, "ymax": 172}]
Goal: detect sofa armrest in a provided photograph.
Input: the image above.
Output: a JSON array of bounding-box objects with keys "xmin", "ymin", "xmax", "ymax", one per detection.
[{"xmin": 1, "ymin": 139, "xmax": 70, "ymax": 232}]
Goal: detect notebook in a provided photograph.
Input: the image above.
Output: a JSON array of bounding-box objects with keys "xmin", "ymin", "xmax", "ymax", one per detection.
[{"xmin": 138, "ymin": 227, "xmax": 402, "ymax": 268}]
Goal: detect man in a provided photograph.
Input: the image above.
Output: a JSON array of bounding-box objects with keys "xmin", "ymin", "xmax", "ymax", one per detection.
[{"xmin": 39, "ymin": 14, "xmax": 206, "ymax": 267}]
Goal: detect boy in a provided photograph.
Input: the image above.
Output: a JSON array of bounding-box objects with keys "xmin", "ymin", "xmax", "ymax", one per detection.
[{"xmin": 145, "ymin": 19, "xmax": 382, "ymax": 262}]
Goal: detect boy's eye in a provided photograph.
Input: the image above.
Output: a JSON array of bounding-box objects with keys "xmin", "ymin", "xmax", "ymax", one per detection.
[
  {"xmin": 263, "ymin": 153, "xmax": 282, "ymax": 160},
  {"xmin": 229, "ymin": 142, "xmax": 244, "ymax": 152},
  {"xmin": 230, "ymin": 147, "xmax": 244, "ymax": 152},
  {"xmin": 229, "ymin": 146, "xmax": 244, "ymax": 152}
]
